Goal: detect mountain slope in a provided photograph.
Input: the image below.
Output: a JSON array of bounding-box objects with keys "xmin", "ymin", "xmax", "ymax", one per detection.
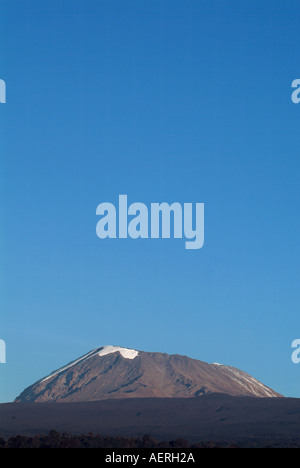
[{"xmin": 15, "ymin": 345, "xmax": 281, "ymax": 402}]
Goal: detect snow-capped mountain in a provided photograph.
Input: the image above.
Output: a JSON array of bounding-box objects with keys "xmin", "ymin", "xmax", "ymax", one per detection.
[{"xmin": 15, "ymin": 345, "xmax": 281, "ymax": 402}]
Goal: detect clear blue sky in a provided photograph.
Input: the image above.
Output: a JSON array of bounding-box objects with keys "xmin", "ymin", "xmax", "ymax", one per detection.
[{"xmin": 1, "ymin": 0, "xmax": 300, "ymax": 402}]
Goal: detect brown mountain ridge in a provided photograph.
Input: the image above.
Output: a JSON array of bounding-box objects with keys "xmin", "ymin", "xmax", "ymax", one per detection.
[{"xmin": 15, "ymin": 345, "xmax": 281, "ymax": 403}]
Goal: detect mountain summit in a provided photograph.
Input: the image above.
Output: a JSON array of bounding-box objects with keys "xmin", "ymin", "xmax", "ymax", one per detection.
[{"xmin": 15, "ymin": 345, "xmax": 281, "ymax": 402}]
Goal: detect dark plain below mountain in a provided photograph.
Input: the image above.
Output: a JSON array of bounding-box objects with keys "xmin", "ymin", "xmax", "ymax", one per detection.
[
  {"xmin": 2, "ymin": 395, "xmax": 300, "ymax": 447},
  {"xmin": 15, "ymin": 345, "xmax": 281, "ymax": 403}
]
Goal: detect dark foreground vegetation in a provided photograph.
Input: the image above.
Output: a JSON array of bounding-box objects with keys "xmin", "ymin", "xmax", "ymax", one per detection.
[
  {"xmin": 1, "ymin": 431, "xmax": 300, "ymax": 448},
  {"xmin": 0, "ymin": 431, "xmax": 213, "ymax": 448}
]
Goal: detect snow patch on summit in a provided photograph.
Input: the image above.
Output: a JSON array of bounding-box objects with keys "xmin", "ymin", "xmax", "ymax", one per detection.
[{"xmin": 98, "ymin": 345, "xmax": 138, "ymax": 360}]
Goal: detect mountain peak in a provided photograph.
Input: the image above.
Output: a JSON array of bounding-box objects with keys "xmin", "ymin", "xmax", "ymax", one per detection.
[
  {"xmin": 15, "ymin": 346, "xmax": 281, "ymax": 402},
  {"xmin": 98, "ymin": 345, "xmax": 139, "ymax": 360}
]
